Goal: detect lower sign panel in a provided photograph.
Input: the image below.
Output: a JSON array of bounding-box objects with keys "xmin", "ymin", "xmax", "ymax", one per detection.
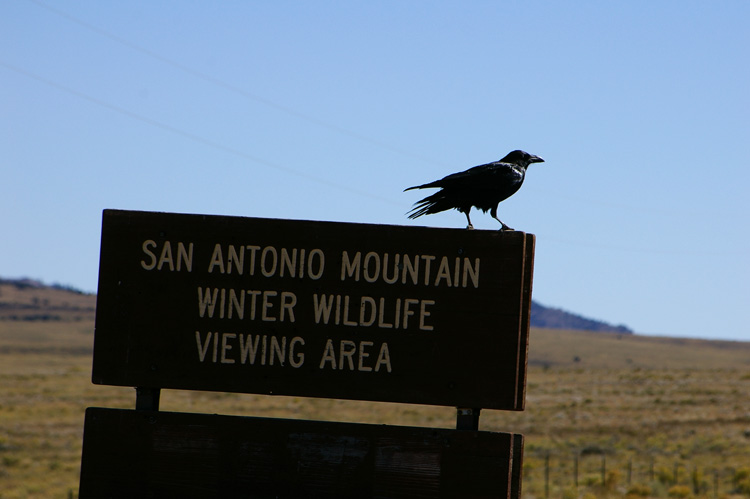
[{"xmin": 79, "ymin": 407, "xmax": 523, "ymax": 499}]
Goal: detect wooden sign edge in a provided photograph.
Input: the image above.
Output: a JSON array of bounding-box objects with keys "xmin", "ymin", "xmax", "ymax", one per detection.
[{"xmin": 514, "ymin": 233, "xmax": 535, "ymax": 410}]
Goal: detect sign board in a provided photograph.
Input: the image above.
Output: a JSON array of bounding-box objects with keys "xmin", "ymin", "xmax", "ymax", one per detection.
[
  {"xmin": 93, "ymin": 210, "xmax": 534, "ymax": 410},
  {"xmin": 79, "ymin": 407, "xmax": 524, "ymax": 499}
]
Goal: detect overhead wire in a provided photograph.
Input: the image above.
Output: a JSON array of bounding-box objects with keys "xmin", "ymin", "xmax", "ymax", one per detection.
[
  {"xmin": 0, "ymin": 60, "xmax": 402, "ymax": 208},
  {"xmin": 13, "ymin": 1, "xmax": 750, "ymax": 257},
  {"xmin": 24, "ymin": 0, "xmax": 732, "ymax": 222},
  {"xmin": 5, "ymin": 59, "xmax": 746, "ymax": 256},
  {"xmin": 26, "ymin": 0, "xmax": 447, "ymax": 169}
]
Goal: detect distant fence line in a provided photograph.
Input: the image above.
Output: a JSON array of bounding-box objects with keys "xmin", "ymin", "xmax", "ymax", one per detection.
[{"xmin": 522, "ymin": 450, "xmax": 750, "ymax": 498}]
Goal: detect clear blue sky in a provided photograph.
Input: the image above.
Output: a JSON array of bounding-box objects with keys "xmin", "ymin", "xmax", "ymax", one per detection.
[{"xmin": 2, "ymin": 1, "xmax": 748, "ymax": 340}]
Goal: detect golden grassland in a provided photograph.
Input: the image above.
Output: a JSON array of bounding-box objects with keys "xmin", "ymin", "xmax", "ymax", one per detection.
[{"xmin": 1, "ymin": 322, "xmax": 749, "ymax": 498}]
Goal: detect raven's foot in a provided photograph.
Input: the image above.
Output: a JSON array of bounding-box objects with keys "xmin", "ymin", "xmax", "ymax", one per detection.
[
  {"xmin": 491, "ymin": 213, "xmax": 513, "ymax": 231},
  {"xmin": 466, "ymin": 224, "xmax": 475, "ymax": 230}
]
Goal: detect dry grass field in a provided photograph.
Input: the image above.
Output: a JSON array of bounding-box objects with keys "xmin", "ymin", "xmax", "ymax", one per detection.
[{"xmin": 1, "ymin": 319, "xmax": 749, "ymax": 498}]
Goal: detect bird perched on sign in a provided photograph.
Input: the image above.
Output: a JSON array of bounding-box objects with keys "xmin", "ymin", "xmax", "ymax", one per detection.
[{"xmin": 404, "ymin": 150, "xmax": 544, "ymax": 230}]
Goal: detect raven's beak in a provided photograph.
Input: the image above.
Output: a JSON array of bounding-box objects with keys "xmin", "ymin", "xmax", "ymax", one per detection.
[{"xmin": 530, "ymin": 155, "xmax": 544, "ymax": 164}]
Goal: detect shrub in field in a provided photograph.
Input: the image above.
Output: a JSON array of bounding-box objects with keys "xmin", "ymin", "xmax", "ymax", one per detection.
[
  {"xmin": 583, "ymin": 474, "xmax": 601, "ymax": 487},
  {"xmin": 690, "ymin": 467, "xmax": 708, "ymax": 495},
  {"xmin": 734, "ymin": 466, "xmax": 750, "ymax": 495},
  {"xmin": 626, "ymin": 483, "xmax": 652, "ymax": 497},
  {"xmin": 561, "ymin": 487, "xmax": 578, "ymax": 499},
  {"xmin": 667, "ymin": 484, "xmax": 692, "ymax": 498},
  {"xmin": 735, "ymin": 466, "xmax": 750, "ymax": 480},
  {"xmin": 655, "ymin": 465, "xmax": 675, "ymax": 484},
  {"xmin": 605, "ymin": 469, "xmax": 622, "ymax": 491}
]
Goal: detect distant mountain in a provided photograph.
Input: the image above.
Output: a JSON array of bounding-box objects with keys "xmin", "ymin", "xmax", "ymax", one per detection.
[
  {"xmin": 0, "ymin": 277, "xmax": 633, "ymax": 333},
  {"xmin": 530, "ymin": 300, "xmax": 633, "ymax": 334}
]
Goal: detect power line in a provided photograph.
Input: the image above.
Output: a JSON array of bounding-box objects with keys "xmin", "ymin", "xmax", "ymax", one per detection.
[
  {"xmin": 26, "ymin": 0, "xmax": 725, "ymax": 222},
  {"xmin": 17, "ymin": 0, "xmax": 748, "ymax": 245},
  {"xmin": 26, "ymin": 0, "xmax": 448, "ymax": 169},
  {"xmin": 0, "ymin": 60, "xmax": 402, "ymax": 208},
  {"xmin": 5, "ymin": 58, "xmax": 746, "ymax": 257}
]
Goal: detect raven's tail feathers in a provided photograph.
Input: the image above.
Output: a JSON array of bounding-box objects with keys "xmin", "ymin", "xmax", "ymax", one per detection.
[
  {"xmin": 406, "ymin": 192, "xmax": 455, "ymax": 219},
  {"xmin": 406, "ymin": 202, "xmax": 432, "ymax": 219}
]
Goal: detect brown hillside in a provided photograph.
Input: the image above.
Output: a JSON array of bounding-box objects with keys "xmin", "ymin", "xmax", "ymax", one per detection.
[{"xmin": 0, "ymin": 279, "xmax": 95, "ymax": 322}]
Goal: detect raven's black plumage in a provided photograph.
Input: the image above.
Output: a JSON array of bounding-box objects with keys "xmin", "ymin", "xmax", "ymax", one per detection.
[{"xmin": 405, "ymin": 150, "xmax": 544, "ymax": 230}]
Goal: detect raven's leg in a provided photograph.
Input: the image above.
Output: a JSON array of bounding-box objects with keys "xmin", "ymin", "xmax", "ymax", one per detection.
[
  {"xmin": 490, "ymin": 206, "xmax": 513, "ymax": 231},
  {"xmin": 464, "ymin": 210, "xmax": 474, "ymax": 230}
]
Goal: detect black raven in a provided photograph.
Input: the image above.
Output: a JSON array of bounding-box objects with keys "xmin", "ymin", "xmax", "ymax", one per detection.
[{"xmin": 405, "ymin": 150, "xmax": 544, "ymax": 230}]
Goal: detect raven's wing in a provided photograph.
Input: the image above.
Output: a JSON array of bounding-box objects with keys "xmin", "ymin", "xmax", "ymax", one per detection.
[{"xmin": 406, "ymin": 161, "xmax": 521, "ymax": 191}]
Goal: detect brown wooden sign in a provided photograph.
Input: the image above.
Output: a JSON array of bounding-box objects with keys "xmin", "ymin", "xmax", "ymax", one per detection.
[
  {"xmin": 79, "ymin": 407, "xmax": 524, "ymax": 499},
  {"xmin": 93, "ymin": 209, "xmax": 534, "ymax": 410}
]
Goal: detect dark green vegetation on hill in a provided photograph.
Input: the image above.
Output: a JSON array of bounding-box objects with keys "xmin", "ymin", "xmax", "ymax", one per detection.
[{"xmin": 0, "ymin": 279, "xmax": 95, "ymax": 323}]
